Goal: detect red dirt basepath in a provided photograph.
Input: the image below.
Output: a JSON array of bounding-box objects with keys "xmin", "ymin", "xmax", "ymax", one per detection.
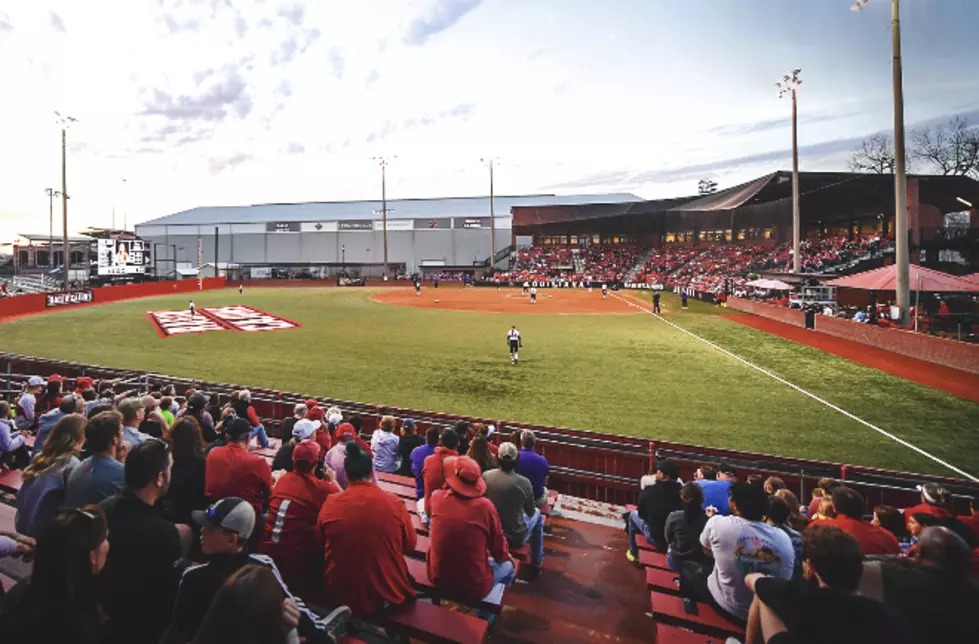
[
  {"xmin": 725, "ymin": 314, "xmax": 979, "ymax": 403},
  {"xmin": 371, "ymin": 287, "xmax": 645, "ymax": 315}
]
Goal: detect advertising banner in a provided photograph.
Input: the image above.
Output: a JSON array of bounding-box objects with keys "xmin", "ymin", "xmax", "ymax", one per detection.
[
  {"xmin": 45, "ymin": 290, "xmax": 94, "ymax": 308},
  {"xmin": 338, "ymin": 221, "xmax": 372, "ymax": 231},
  {"xmin": 337, "ymin": 277, "xmax": 366, "ymax": 287}
]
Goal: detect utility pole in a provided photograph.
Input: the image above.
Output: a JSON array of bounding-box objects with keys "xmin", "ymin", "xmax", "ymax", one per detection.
[
  {"xmin": 45, "ymin": 188, "xmax": 62, "ymax": 266},
  {"xmin": 481, "ymin": 157, "xmax": 498, "ymax": 269},
  {"xmin": 372, "ymin": 156, "xmax": 395, "ymax": 275},
  {"xmin": 56, "ymin": 112, "xmax": 76, "ymax": 291},
  {"xmin": 777, "ymin": 70, "xmax": 802, "ymax": 274}
]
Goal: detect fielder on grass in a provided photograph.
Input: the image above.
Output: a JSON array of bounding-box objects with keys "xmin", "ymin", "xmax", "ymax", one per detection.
[
  {"xmin": 507, "ymin": 325, "xmax": 523, "ymax": 365},
  {"xmin": 189, "ymin": 300, "xmax": 196, "ymax": 317}
]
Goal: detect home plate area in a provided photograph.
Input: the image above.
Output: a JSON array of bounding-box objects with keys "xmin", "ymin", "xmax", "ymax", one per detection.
[{"xmin": 146, "ymin": 305, "xmax": 300, "ymax": 338}]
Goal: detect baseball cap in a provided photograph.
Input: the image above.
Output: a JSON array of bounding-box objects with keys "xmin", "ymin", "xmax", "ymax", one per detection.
[
  {"xmin": 118, "ymin": 397, "xmax": 145, "ymax": 415},
  {"xmin": 304, "ymin": 399, "xmax": 319, "ymax": 410},
  {"xmin": 403, "ymin": 419, "xmax": 415, "ymax": 430},
  {"xmin": 306, "ymin": 407, "xmax": 326, "ymax": 423},
  {"xmin": 335, "ymin": 422, "xmax": 356, "ymax": 440},
  {"xmin": 225, "ymin": 417, "xmax": 253, "ymax": 440},
  {"xmin": 498, "ymin": 442, "xmax": 519, "ymax": 461},
  {"xmin": 192, "ymin": 498, "xmax": 256, "ymax": 540},
  {"xmin": 719, "ymin": 463, "xmax": 738, "ymax": 478},
  {"xmin": 27, "ymin": 376, "xmax": 46, "ymax": 387},
  {"xmin": 444, "ymin": 456, "xmax": 487, "ymax": 498},
  {"xmin": 187, "ymin": 393, "xmax": 208, "ymax": 411},
  {"xmin": 293, "ymin": 439, "xmax": 322, "ymax": 465},
  {"xmin": 75, "ymin": 376, "xmax": 95, "ymax": 390},
  {"xmin": 293, "ymin": 418, "xmax": 321, "ymax": 441},
  {"xmin": 656, "ymin": 459, "xmax": 680, "ymax": 479},
  {"xmin": 48, "ymin": 374, "xmax": 67, "ymax": 383}
]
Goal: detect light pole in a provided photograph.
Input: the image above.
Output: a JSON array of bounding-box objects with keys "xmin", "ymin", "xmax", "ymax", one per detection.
[
  {"xmin": 56, "ymin": 111, "xmax": 76, "ymax": 290},
  {"xmin": 45, "ymin": 188, "xmax": 62, "ymax": 267},
  {"xmin": 371, "ymin": 156, "xmax": 395, "ymax": 275},
  {"xmin": 481, "ymin": 157, "xmax": 498, "ymax": 270},
  {"xmin": 341, "ymin": 244, "xmax": 346, "ymax": 274},
  {"xmin": 851, "ymin": 0, "xmax": 909, "ymax": 324},
  {"xmin": 777, "ymin": 70, "xmax": 802, "ymax": 274}
]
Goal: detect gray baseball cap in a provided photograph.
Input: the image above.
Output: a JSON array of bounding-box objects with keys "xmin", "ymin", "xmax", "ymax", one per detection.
[{"xmin": 192, "ymin": 497, "xmax": 256, "ymax": 540}]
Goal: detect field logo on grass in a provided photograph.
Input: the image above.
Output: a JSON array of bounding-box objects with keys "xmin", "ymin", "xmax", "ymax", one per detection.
[
  {"xmin": 147, "ymin": 310, "xmax": 227, "ymax": 338},
  {"xmin": 203, "ymin": 305, "xmax": 301, "ymax": 333}
]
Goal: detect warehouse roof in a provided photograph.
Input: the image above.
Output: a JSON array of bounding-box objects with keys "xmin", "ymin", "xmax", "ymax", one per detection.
[{"xmin": 138, "ymin": 193, "xmax": 642, "ymax": 227}]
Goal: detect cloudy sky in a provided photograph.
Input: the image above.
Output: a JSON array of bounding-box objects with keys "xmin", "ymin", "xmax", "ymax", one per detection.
[{"xmin": 1, "ymin": 0, "xmax": 977, "ymax": 239}]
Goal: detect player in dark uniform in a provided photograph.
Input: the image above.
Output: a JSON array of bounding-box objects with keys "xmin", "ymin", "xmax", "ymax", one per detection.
[
  {"xmin": 652, "ymin": 291, "xmax": 661, "ymax": 314},
  {"xmin": 507, "ymin": 325, "xmax": 522, "ymax": 365},
  {"xmin": 414, "ymin": 279, "xmax": 421, "ymax": 296},
  {"xmin": 681, "ymin": 291, "xmax": 688, "ymax": 309}
]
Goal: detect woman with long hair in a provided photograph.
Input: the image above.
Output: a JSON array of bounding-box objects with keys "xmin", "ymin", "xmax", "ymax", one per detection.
[
  {"xmin": 15, "ymin": 414, "xmax": 87, "ymax": 538},
  {"xmin": 774, "ymin": 489, "xmax": 810, "ymax": 533},
  {"xmin": 467, "ymin": 435, "xmax": 497, "ymax": 473},
  {"xmin": 0, "ymin": 505, "xmax": 110, "ymax": 643},
  {"xmin": 161, "ymin": 417, "xmax": 208, "ymax": 526},
  {"xmin": 190, "ymin": 565, "xmax": 296, "ymax": 644},
  {"xmin": 664, "ymin": 482, "xmax": 709, "ymax": 572}
]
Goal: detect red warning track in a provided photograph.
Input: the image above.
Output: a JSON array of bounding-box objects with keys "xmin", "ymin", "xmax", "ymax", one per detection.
[{"xmin": 724, "ymin": 314, "xmax": 979, "ymax": 403}]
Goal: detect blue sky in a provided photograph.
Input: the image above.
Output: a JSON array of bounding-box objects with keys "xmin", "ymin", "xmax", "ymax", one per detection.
[{"xmin": 0, "ymin": 0, "xmax": 977, "ymax": 239}]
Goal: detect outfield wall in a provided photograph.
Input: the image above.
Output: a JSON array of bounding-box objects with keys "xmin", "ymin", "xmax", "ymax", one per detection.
[
  {"xmin": 726, "ymin": 297, "xmax": 807, "ymax": 326},
  {"xmin": 0, "ymin": 278, "xmax": 227, "ymax": 323}
]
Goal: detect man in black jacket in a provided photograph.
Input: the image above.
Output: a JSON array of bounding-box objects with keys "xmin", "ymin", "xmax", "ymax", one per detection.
[{"xmin": 627, "ymin": 459, "xmax": 682, "ymax": 564}]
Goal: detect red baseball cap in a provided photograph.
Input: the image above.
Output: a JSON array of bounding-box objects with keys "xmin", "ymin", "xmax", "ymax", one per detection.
[
  {"xmin": 444, "ymin": 456, "xmax": 486, "ymax": 498},
  {"xmin": 335, "ymin": 423, "xmax": 356, "ymax": 440},
  {"xmin": 293, "ymin": 439, "xmax": 322, "ymax": 465},
  {"xmin": 75, "ymin": 376, "xmax": 95, "ymax": 390},
  {"xmin": 306, "ymin": 407, "xmax": 326, "ymax": 422},
  {"xmin": 305, "ymin": 399, "xmax": 319, "ymax": 410},
  {"xmin": 48, "ymin": 374, "xmax": 67, "ymax": 383}
]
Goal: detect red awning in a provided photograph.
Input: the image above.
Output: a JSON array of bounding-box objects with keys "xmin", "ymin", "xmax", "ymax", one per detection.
[
  {"xmin": 965, "ymin": 273, "xmax": 979, "ymax": 284},
  {"xmin": 824, "ymin": 264, "xmax": 979, "ymax": 292}
]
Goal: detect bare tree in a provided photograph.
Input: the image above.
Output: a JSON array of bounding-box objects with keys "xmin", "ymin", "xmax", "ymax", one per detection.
[
  {"xmin": 910, "ymin": 116, "xmax": 979, "ymax": 178},
  {"xmin": 847, "ymin": 133, "xmax": 896, "ymax": 174},
  {"xmin": 697, "ymin": 178, "xmax": 718, "ymax": 195}
]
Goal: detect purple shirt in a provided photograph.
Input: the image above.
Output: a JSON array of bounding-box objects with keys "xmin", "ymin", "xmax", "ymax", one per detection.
[
  {"xmin": 324, "ymin": 441, "xmax": 377, "ymax": 490},
  {"xmin": 516, "ymin": 448, "xmax": 550, "ymax": 500},
  {"xmin": 410, "ymin": 443, "xmax": 436, "ymax": 499}
]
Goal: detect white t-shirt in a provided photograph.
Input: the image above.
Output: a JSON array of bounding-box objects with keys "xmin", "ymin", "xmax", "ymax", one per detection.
[
  {"xmin": 530, "ymin": 287, "xmax": 537, "ymax": 295},
  {"xmin": 700, "ymin": 515, "xmax": 794, "ymax": 620}
]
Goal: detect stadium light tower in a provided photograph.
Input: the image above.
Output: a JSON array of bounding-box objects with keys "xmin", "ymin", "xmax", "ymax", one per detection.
[
  {"xmin": 481, "ymin": 157, "xmax": 499, "ymax": 271},
  {"xmin": 371, "ymin": 156, "xmax": 395, "ymax": 275},
  {"xmin": 777, "ymin": 69, "xmax": 802, "ymax": 274},
  {"xmin": 45, "ymin": 188, "xmax": 62, "ymax": 267},
  {"xmin": 56, "ymin": 111, "xmax": 77, "ymax": 290},
  {"xmin": 850, "ymin": 0, "xmax": 910, "ymax": 325}
]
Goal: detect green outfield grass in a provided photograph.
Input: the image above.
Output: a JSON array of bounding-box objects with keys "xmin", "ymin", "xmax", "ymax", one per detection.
[{"xmin": 1, "ymin": 287, "xmax": 977, "ymax": 478}]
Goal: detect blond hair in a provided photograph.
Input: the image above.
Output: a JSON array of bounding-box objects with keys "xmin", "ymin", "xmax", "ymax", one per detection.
[{"xmin": 23, "ymin": 414, "xmax": 87, "ymax": 482}]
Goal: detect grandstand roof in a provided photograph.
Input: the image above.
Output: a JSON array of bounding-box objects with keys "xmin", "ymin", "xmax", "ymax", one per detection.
[
  {"xmin": 511, "ymin": 196, "xmax": 697, "ymax": 228},
  {"xmin": 138, "ymin": 193, "xmax": 641, "ymax": 226},
  {"xmin": 824, "ymin": 264, "xmax": 979, "ymax": 293}
]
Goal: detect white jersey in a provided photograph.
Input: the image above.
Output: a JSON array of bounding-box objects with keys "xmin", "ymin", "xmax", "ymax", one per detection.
[
  {"xmin": 523, "ymin": 282, "xmax": 529, "ymax": 288},
  {"xmin": 530, "ymin": 287, "xmax": 537, "ymax": 295},
  {"xmin": 507, "ymin": 329, "xmax": 521, "ymax": 342},
  {"xmin": 602, "ymin": 284, "xmax": 608, "ymax": 292}
]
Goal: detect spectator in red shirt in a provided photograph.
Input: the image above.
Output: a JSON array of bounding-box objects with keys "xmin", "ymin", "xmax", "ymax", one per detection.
[
  {"xmin": 422, "ymin": 428, "xmax": 460, "ymax": 523},
  {"xmin": 315, "ymin": 442, "xmax": 417, "ymax": 616},
  {"xmin": 260, "ymin": 440, "xmax": 341, "ymax": 596},
  {"xmin": 903, "ymin": 483, "xmax": 952, "ymax": 529},
  {"xmin": 205, "ymin": 416, "xmax": 273, "ymax": 540},
  {"xmin": 229, "ymin": 389, "xmax": 269, "ymax": 449},
  {"xmin": 957, "ymin": 497, "xmax": 979, "ymax": 536},
  {"xmin": 427, "ymin": 456, "xmax": 514, "ymax": 622},
  {"xmin": 811, "ymin": 487, "xmax": 901, "ymax": 555}
]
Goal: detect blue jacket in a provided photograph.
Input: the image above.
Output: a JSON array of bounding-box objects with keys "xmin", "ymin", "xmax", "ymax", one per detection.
[
  {"xmin": 32, "ymin": 409, "xmax": 67, "ymax": 457},
  {"xmin": 410, "ymin": 443, "xmax": 436, "ymax": 499}
]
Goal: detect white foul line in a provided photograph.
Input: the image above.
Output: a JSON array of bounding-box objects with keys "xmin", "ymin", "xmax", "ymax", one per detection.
[{"xmin": 612, "ymin": 293, "xmax": 978, "ymax": 482}]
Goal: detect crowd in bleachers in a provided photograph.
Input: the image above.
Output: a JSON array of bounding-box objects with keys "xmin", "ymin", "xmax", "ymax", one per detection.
[
  {"xmin": 0, "ymin": 374, "xmax": 555, "ymax": 643},
  {"xmin": 631, "ymin": 247, "xmax": 702, "ymax": 285},
  {"xmin": 502, "ymin": 246, "xmax": 576, "ymax": 282},
  {"xmin": 500, "ymin": 244, "xmax": 641, "ymax": 284},
  {"xmin": 628, "ymin": 462, "xmax": 979, "ymax": 643},
  {"xmin": 579, "ymin": 245, "xmax": 641, "ymax": 283}
]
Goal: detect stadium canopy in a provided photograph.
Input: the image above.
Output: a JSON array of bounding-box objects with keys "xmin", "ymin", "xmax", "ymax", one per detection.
[
  {"xmin": 511, "ymin": 196, "xmax": 699, "ymax": 235},
  {"xmin": 966, "ymin": 273, "xmax": 979, "ymax": 284},
  {"xmin": 824, "ymin": 264, "xmax": 979, "ymax": 293}
]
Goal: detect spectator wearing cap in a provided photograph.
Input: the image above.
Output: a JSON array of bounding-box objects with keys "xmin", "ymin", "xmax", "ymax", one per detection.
[
  {"xmin": 516, "ymin": 430, "xmax": 550, "ymax": 508},
  {"xmin": 14, "ymin": 375, "xmax": 45, "ymax": 431},
  {"xmin": 316, "ymin": 442, "xmax": 417, "ymax": 616},
  {"xmin": 118, "ymin": 397, "xmax": 151, "ymax": 447},
  {"xmin": 32, "ymin": 393, "xmax": 83, "ymax": 457},
  {"xmin": 205, "ymin": 415, "xmax": 273, "ymax": 532},
  {"xmin": 280, "ymin": 403, "xmax": 306, "ymax": 445},
  {"xmin": 903, "ymin": 483, "xmax": 953, "ymax": 530},
  {"xmin": 15, "ymin": 413, "xmax": 86, "ymax": 537},
  {"xmin": 229, "ymin": 389, "xmax": 269, "ymax": 449},
  {"xmin": 272, "ymin": 417, "xmax": 318, "ymax": 473},
  {"xmin": 428, "ymin": 455, "xmax": 514, "ymax": 621},
  {"xmin": 99, "ymin": 439, "xmax": 190, "ymax": 644},
  {"xmin": 422, "ymin": 429, "xmax": 460, "ymax": 523},
  {"xmin": 680, "ymin": 482, "xmax": 794, "ymax": 625},
  {"xmin": 371, "ymin": 415, "xmax": 402, "ymax": 474},
  {"xmin": 695, "ymin": 463, "xmax": 737, "ymax": 517},
  {"xmin": 396, "ymin": 419, "xmax": 424, "ymax": 477},
  {"xmin": 73, "ymin": 375, "xmax": 95, "ymax": 395},
  {"xmin": 743, "ymin": 525, "xmax": 911, "ymax": 644},
  {"xmin": 483, "ymin": 442, "xmax": 545, "ymax": 568},
  {"xmin": 0, "ymin": 401, "xmax": 29, "ymax": 470},
  {"xmin": 139, "ymin": 395, "xmax": 168, "ymax": 438},
  {"xmin": 177, "ymin": 393, "xmax": 216, "ymax": 442},
  {"xmin": 65, "ymin": 411, "xmax": 128, "ymax": 508},
  {"xmin": 259, "ymin": 439, "xmax": 341, "ymax": 595},
  {"xmin": 161, "ymin": 417, "xmax": 208, "ymax": 526},
  {"xmin": 627, "ymin": 459, "xmax": 682, "ymax": 563},
  {"xmin": 455, "ymin": 421, "xmax": 472, "ymax": 457},
  {"xmin": 165, "ymin": 497, "xmax": 347, "ymax": 644},
  {"xmin": 36, "ymin": 377, "xmax": 64, "ymax": 417},
  {"xmin": 323, "ymin": 423, "xmax": 376, "ymax": 490},
  {"xmin": 410, "ymin": 427, "xmax": 439, "ymax": 500},
  {"xmin": 811, "ymin": 487, "xmax": 901, "ymax": 556},
  {"xmin": 306, "ymin": 406, "xmax": 332, "ymax": 453},
  {"xmin": 858, "ymin": 526, "xmax": 979, "ymax": 644}
]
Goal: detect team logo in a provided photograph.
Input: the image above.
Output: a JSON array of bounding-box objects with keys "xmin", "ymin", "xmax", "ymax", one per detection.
[{"xmin": 146, "ymin": 305, "xmax": 300, "ymax": 338}]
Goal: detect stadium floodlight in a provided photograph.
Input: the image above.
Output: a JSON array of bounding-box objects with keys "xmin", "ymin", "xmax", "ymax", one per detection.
[
  {"xmin": 55, "ymin": 111, "xmax": 77, "ymax": 290},
  {"xmin": 481, "ymin": 158, "xmax": 499, "ymax": 269},
  {"xmin": 371, "ymin": 156, "xmax": 396, "ymax": 274},
  {"xmin": 850, "ymin": 0, "xmax": 910, "ymax": 325},
  {"xmin": 45, "ymin": 188, "xmax": 62, "ymax": 267},
  {"xmin": 776, "ymin": 70, "xmax": 802, "ymax": 274}
]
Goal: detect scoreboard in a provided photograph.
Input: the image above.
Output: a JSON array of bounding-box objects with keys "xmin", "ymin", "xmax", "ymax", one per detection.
[{"xmin": 90, "ymin": 238, "xmax": 152, "ymax": 279}]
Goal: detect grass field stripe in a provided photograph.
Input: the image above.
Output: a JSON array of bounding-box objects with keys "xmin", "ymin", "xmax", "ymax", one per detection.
[{"xmin": 611, "ymin": 293, "xmax": 979, "ymax": 482}]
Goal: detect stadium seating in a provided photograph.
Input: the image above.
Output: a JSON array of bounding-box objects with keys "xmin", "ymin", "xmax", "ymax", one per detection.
[{"xmin": 649, "ymin": 592, "xmax": 743, "ymax": 640}]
